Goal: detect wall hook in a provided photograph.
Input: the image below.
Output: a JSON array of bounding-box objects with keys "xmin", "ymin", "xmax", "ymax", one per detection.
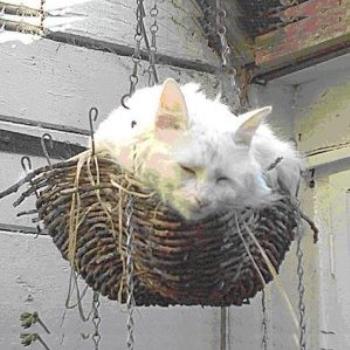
[{"xmin": 309, "ymin": 168, "xmax": 316, "ymax": 188}]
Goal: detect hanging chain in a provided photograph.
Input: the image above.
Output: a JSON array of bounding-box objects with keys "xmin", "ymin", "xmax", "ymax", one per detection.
[
  {"xmin": 215, "ymin": 0, "xmax": 242, "ymax": 112},
  {"xmin": 91, "ymin": 292, "xmax": 102, "ymax": 350},
  {"xmin": 296, "ymin": 229, "xmax": 307, "ymax": 350},
  {"xmin": 130, "ymin": 0, "xmax": 144, "ymax": 93},
  {"xmin": 215, "ymin": 0, "xmax": 231, "ymax": 68},
  {"xmin": 261, "ymin": 290, "xmax": 268, "ymax": 350},
  {"xmin": 292, "ymin": 79, "xmax": 306, "ymax": 350},
  {"xmin": 121, "ymin": 0, "xmax": 145, "ymax": 109},
  {"xmin": 201, "ymin": 1, "xmax": 215, "ymax": 41},
  {"xmin": 126, "ymin": 197, "xmax": 135, "ymax": 350},
  {"xmin": 146, "ymin": 1, "xmax": 159, "ymax": 86},
  {"xmin": 40, "ymin": 0, "xmax": 45, "ymax": 35}
]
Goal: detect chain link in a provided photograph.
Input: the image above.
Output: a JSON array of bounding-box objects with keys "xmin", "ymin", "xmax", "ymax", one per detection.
[
  {"xmin": 215, "ymin": 0, "xmax": 242, "ymax": 112},
  {"xmin": 146, "ymin": 1, "xmax": 159, "ymax": 86},
  {"xmin": 91, "ymin": 292, "xmax": 102, "ymax": 350},
  {"xmin": 121, "ymin": 0, "xmax": 145, "ymax": 109},
  {"xmin": 296, "ymin": 229, "xmax": 307, "ymax": 350},
  {"xmin": 215, "ymin": 0, "xmax": 231, "ymax": 68},
  {"xmin": 293, "ymin": 93, "xmax": 307, "ymax": 350},
  {"xmin": 40, "ymin": 0, "xmax": 46, "ymax": 35},
  {"xmin": 261, "ymin": 290, "xmax": 268, "ymax": 350},
  {"xmin": 125, "ymin": 197, "xmax": 135, "ymax": 350},
  {"xmin": 201, "ymin": 2, "xmax": 215, "ymax": 39}
]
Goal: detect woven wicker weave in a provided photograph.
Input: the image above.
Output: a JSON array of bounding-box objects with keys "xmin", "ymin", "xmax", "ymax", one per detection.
[{"xmin": 4, "ymin": 151, "xmax": 301, "ymax": 306}]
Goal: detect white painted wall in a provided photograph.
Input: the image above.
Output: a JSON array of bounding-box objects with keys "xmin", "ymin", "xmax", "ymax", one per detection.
[{"xmin": 0, "ymin": 39, "xmax": 218, "ymax": 133}]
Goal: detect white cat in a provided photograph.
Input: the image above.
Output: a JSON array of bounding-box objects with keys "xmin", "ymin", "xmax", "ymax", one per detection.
[{"xmin": 94, "ymin": 78, "xmax": 303, "ymax": 219}]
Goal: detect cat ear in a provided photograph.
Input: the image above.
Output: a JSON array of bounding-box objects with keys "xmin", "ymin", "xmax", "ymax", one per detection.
[
  {"xmin": 155, "ymin": 78, "xmax": 189, "ymax": 131},
  {"xmin": 234, "ymin": 106, "xmax": 272, "ymax": 145}
]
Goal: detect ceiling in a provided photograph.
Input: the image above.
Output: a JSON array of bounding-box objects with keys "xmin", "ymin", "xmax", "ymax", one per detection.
[
  {"xmin": 235, "ymin": 0, "xmax": 311, "ymax": 37},
  {"xmin": 195, "ymin": 0, "xmax": 350, "ymax": 81}
]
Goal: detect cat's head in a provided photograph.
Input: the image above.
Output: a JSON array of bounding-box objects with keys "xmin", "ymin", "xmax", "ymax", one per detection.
[{"xmin": 118, "ymin": 79, "xmax": 274, "ymax": 220}]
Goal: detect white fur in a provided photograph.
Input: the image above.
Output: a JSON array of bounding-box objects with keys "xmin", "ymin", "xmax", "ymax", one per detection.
[{"xmin": 94, "ymin": 82, "xmax": 303, "ymax": 219}]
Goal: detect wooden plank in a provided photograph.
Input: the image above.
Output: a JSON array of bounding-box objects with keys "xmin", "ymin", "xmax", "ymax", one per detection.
[
  {"xmin": 307, "ymin": 144, "xmax": 350, "ymax": 169},
  {"xmin": 0, "ymin": 129, "xmax": 85, "ymax": 158},
  {"xmin": 45, "ymin": 31, "xmax": 218, "ymax": 74},
  {"xmin": 0, "ymin": 118, "xmax": 88, "ymax": 144},
  {"xmin": 44, "ymin": 0, "xmax": 218, "ymax": 65},
  {"xmin": 0, "ymin": 38, "xmax": 219, "ymax": 132},
  {"xmin": 255, "ymin": 0, "xmax": 350, "ymax": 71}
]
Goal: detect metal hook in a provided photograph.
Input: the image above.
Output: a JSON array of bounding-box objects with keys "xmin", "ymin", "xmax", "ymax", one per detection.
[
  {"xmin": 121, "ymin": 94, "xmax": 131, "ymax": 110},
  {"xmin": 41, "ymin": 133, "xmax": 53, "ymax": 167},
  {"xmin": 21, "ymin": 156, "xmax": 32, "ymax": 173},
  {"xmin": 309, "ymin": 168, "xmax": 316, "ymax": 188},
  {"xmin": 20, "ymin": 155, "xmax": 42, "ymax": 237},
  {"xmin": 89, "ymin": 107, "xmax": 99, "ymax": 155}
]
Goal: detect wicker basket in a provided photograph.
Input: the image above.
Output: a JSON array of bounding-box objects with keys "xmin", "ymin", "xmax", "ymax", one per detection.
[{"xmin": 3, "ymin": 151, "xmax": 304, "ymax": 306}]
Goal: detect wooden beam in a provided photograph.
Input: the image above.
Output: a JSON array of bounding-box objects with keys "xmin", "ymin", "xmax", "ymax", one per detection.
[
  {"xmin": 255, "ymin": 0, "xmax": 350, "ymax": 71},
  {"xmin": 0, "ymin": 129, "xmax": 86, "ymax": 159},
  {"xmin": 0, "ymin": 223, "xmax": 41, "ymax": 235},
  {"xmin": 0, "ymin": 114, "xmax": 90, "ymax": 136},
  {"xmin": 44, "ymin": 0, "xmax": 218, "ymax": 66},
  {"xmin": 221, "ymin": 0, "xmax": 255, "ymax": 66},
  {"xmin": 47, "ymin": 31, "xmax": 218, "ymax": 75}
]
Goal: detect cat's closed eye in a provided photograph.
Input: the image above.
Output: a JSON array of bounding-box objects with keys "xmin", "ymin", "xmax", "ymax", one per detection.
[{"xmin": 216, "ymin": 176, "xmax": 230, "ymax": 184}]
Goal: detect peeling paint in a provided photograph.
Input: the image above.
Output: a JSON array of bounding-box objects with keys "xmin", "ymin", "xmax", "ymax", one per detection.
[
  {"xmin": 298, "ymin": 80, "xmax": 350, "ymax": 152},
  {"xmin": 255, "ymin": 0, "xmax": 350, "ymax": 70}
]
